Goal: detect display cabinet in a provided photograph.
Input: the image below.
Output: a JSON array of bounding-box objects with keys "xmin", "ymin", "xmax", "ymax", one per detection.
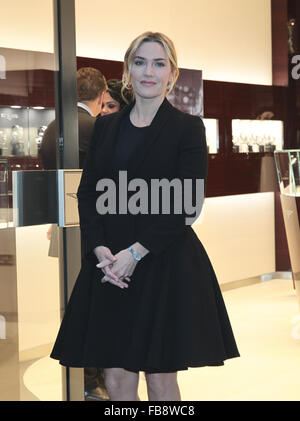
[
  {"xmin": 0, "ymin": 105, "xmax": 51, "ymax": 211},
  {"xmin": 0, "ymin": 106, "xmax": 54, "ymax": 157},
  {"xmin": 232, "ymin": 119, "xmax": 284, "ymax": 153}
]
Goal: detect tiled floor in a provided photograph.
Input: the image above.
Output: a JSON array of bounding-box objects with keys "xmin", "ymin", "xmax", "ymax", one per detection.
[{"xmin": 22, "ymin": 278, "xmax": 300, "ymax": 401}]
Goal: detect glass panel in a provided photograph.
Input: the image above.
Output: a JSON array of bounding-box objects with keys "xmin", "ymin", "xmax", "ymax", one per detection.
[
  {"xmin": 0, "ymin": 1, "xmax": 64, "ymax": 401},
  {"xmin": 290, "ymin": 151, "xmax": 300, "ymax": 194},
  {"xmin": 275, "ymin": 150, "xmax": 300, "ymax": 196}
]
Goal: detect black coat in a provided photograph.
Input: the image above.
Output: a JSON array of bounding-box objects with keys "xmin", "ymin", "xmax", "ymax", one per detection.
[{"xmin": 51, "ymin": 98, "xmax": 239, "ymax": 371}]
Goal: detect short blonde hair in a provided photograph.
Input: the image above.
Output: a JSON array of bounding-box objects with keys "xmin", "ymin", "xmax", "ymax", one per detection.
[{"xmin": 122, "ymin": 31, "xmax": 179, "ymax": 103}]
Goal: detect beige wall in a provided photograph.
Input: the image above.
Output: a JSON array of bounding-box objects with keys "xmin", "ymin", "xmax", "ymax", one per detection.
[
  {"xmin": 192, "ymin": 192, "xmax": 275, "ymax": 284},
  {"xmin": 0, "ymin": 0, "xmax": 272, "ymax": 85}
]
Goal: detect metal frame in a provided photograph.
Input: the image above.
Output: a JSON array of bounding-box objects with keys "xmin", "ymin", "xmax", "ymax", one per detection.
[
  {"xmin": 53, "ymin": 0, "xmax": 84, "ymax": 401},
  {"xmin": 53, "ymin": 0, "xmax": 79, "ymax": 170}
]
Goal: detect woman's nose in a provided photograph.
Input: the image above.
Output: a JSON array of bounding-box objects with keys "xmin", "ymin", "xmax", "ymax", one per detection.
[{"xmin": 144, "ymin": 62, "xmax": 154, "ymax": 76}]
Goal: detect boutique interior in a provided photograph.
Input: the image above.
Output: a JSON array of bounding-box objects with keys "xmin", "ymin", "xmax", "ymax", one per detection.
[{"xmin": 0, "ymin": 0, "xmax": 300, "ymax": 401}]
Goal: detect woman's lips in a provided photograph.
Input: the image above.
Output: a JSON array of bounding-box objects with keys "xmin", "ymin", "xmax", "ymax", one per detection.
[{"xmin": 141, "ymin": 81, "xmax": 156, "ymax": 86}]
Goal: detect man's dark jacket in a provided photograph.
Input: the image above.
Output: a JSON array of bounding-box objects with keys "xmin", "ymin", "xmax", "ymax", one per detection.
[{"xmin": 39, "ymin": 107, "xmax": 96, "ymax": 169}]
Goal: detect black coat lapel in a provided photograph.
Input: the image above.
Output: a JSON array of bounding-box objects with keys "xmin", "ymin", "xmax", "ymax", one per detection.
[
  {"xmin": 98, "ymin": 97, "xmax": 174, "ymax": 179},
  {"xmin": 97, "ymin": 102, "xmax": 134, "ymax": 178}
]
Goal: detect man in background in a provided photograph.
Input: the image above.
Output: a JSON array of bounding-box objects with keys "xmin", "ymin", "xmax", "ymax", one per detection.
[{"xmin": 40, "ymin": 66, "xmax": 107, "ymax": 169}]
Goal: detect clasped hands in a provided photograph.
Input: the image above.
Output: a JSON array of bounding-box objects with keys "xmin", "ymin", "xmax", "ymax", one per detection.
[{"xmin": 94, "ymin": 245, "xmax": 139, "ymax": 289}]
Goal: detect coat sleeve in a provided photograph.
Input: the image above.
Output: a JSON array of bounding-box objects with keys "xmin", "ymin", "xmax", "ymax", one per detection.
[
  {"xmin": 77, "ymin": 118, "xmax": 107, "ymax": 259},
  {"xmin": 135, "ymin": 115, "xmax": 208, "ymax": 256}
]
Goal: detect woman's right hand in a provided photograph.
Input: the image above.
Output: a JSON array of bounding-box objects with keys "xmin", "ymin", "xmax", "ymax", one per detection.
[{"xmin": 93, "ymin": 245, "xmax": 129, "ymax": 289}]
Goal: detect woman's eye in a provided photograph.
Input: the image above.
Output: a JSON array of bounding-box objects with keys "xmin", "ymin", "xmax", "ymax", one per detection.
[
  {"xmin": 108, "ymin": 104, "xmax": 116, "ymax": 109},
  {"xmin": 155, "ymin": 62, "xmax": 165, "ymax": 67},
  {"xmin": 134, "ymin": 60, "xmax": 144, "ymax": 66}
]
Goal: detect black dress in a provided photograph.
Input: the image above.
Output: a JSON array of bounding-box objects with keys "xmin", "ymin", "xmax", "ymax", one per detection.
[
  {"xmin": 114, "ymin": 114, "xmax": 148, "ymax": 169},
  {"xmin": 50, "ymin": 101, "xmax": 240, "ymax": 372}
]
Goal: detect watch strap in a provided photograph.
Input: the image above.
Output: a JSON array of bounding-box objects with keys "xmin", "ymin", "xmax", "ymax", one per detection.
[{"xmin": 128, "ymin": 246, "xmax": 142, "ymax": 261}]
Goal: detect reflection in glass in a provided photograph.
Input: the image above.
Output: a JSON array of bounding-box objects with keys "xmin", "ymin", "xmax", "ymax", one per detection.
[
  {"xmin": 274, "ymin": 149, "xmax": 300, "ymax": 311},
  {"xmin": 0, "ymin": 158, "xmax": 10, "ymax": 226},
  {"xmin": 275, "ymin": 150, "xmax": 300, "ymax": 196},
  {"xmin": 202, "ymin": 118, "xmax": 219, "ymax": 154},
  {"xmin": 0, "ymin": 25, "xmax": 64, "ymax": 401}
]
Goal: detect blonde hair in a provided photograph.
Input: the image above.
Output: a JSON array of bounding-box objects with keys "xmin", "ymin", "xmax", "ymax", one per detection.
[{"xmin": 121, "ymin": 31, "xmax": 179, "ymax": 104}]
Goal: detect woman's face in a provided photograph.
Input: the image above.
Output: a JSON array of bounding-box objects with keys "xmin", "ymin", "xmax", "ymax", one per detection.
[
  {"xmin": 101, "ymin": 91, "xmax": 120, "ymax": 115},
  {"xmin": 129, "ymin": 41, "xmax": 173, "ymax": 101}
]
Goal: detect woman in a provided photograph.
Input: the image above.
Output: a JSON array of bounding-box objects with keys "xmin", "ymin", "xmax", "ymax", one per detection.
[
  {"xmin": 100, "ymin": 79, "xmax": 133, "ymax": 115},
  {"xmin": 51, "ymin": 31, "xmax": 239, "ymax": 401}
]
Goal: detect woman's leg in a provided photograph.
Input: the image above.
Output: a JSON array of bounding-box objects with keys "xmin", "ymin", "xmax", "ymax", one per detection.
[
  {"xmin": 145, "ymin": 372, "xmax": 181, "ymax": 401},
  {"xmin": 103, "ymin": 368, "xmax": 140, "ymax": 401}
]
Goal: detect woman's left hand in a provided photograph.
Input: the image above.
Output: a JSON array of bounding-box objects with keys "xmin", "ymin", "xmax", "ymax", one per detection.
[{"xmin": 96, "ymin": 248, "xmax": 137, "ymax": 285}]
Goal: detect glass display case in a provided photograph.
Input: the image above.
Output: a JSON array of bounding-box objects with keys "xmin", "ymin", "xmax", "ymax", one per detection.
[
  {"xmin": 274, "ymin": 149, "xmax": 300, "ymax": 311},
  {"xmin": 203, "ymin": 118, "xmax": 219, "ymax": 154},
  {"xmin": 232, "ymin": 119, "xmax": 284, "ymax": 153},
  {"xmin": 0, "ymin": 106, "xmax": 55, "ymax": 157},
  {"xmin": 274, "ymin": 149, "xmax": 300, "ymax": 196}
]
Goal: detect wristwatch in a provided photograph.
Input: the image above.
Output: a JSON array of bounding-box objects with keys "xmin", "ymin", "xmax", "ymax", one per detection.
[{"xmin": 128, "ymin": 246, "xmax": 142, "ymax": 261}]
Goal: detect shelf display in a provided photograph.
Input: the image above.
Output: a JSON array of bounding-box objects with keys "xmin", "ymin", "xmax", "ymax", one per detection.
[
  {"xmin": 0, "ymin": 106, "xmax": 54, "ymax": 157},
  {"xmin": 0, "ymin": 110, "xmax": 284, "ymax": 158},
  {"xmin": 232, "ymin": 119, "xmax": 284, "ymax": 153},
  {"xmin": 202, "ymin": 118, "xmax": 219, "ymax": 154}
]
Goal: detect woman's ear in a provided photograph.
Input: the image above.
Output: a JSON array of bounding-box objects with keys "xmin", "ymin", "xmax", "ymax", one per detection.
[{"xmin": 167, "ymin": 73, "xmax": 175, "ymax": 91}]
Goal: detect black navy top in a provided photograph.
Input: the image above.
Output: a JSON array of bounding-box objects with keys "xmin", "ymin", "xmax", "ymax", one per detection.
[{"xmin": 114, "ymin": 114, "xmax": 148, "ymax": 169}]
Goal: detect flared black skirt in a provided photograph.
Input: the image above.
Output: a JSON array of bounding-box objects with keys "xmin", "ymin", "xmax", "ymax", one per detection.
[{"xmin": 50, "ymin": 228, "xmax": 239, "ymax": 371}]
